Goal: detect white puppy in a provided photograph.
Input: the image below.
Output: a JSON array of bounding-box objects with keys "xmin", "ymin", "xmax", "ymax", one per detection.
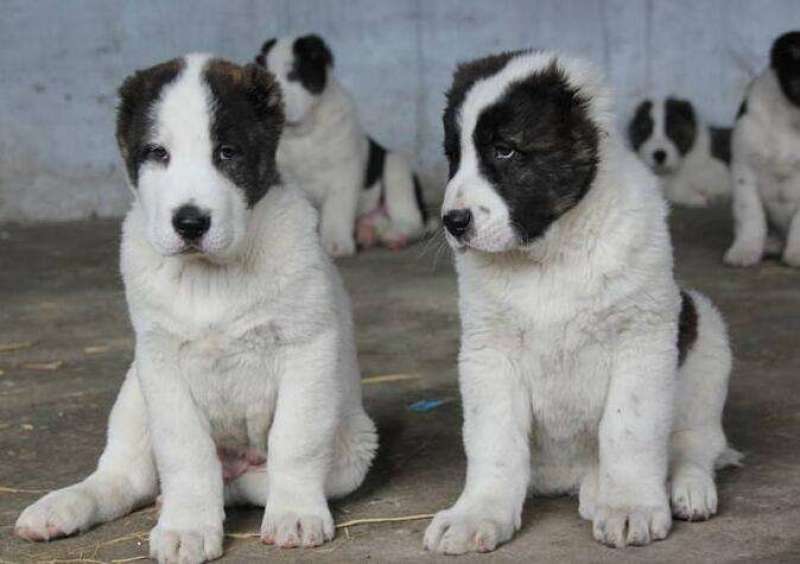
[
  {"xmin": 628, "ymin": 97, "xmax": 731, "ymax": 207},
  {"xmin": 255, "ymin": 34, "xmax": 431, "ymax": 257},
  {"xmin": 725, "ymin": 31, "xmax": 800, "ymax": 268},
  {"xmin": 15, "ymin": 54, "xmax": 377, "ymax": 563},
  {"xmin": 424, "ymin": 50, "xmax": 739, "ymax": 554}
]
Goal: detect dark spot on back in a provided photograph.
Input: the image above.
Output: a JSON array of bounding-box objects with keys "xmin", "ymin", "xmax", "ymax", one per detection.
[
  {"xmin": 678, "ymin": 291, "xmax": 698, "ymax": 366},
  {"xmin": 709, "ymin": 126, "xmax": 732, "ymax": 165},
  {"xmin": 364, "ymin": 136, "xmax": 386, "ymax": 189},
  {"xmin": 471, "ymin": 59, "xmax": 600, "ymax": 243},
  {"xmin": 628, "ymin": 100, "xmax": 654, "ymax": 150},
  {"xmin": 665, "ymin": 98, "xmax": 697, "ymax": 156},
  {"xmin": 116, "ymin": 58, "xmax": 185, "ymax": 186},
  {"xmin": 443, "ymin": 50, "xmax": 524, "ymax": 179},
  {"xmin": 204, "ymin": 59, "xmax": 285, "ymax": 207},
  {"xmin": 290, "ymin": 34, "xmax": 334, "ymax": 95}
]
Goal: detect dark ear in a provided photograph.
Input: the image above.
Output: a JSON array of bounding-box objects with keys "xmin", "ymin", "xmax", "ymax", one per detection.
[
  {"xmin": 627, "ymin": 99, "xmax": 652, "ymax": 149},
  {"xmin": 242, "ymin": 63, "xmax": 284, "ymax": 125},
  {"xmin": 255, "ymin": 38, "xmax": 277, "ymax": 66},
  {"xmin": 667, "ymin": 98, "xmax": 695, "ymax": 123},
  {"xmin": 116, "ymin": 58, "xmax": 183, "ymax": 182},
  {"xmin": 295, "ymin": 34, "xmax": 334, "ymax": 69}
]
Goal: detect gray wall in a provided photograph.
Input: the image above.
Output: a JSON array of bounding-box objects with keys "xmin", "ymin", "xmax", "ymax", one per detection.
[{"xmin": 1, "ymin": 0, "xmax": 797, "ymax": 222}]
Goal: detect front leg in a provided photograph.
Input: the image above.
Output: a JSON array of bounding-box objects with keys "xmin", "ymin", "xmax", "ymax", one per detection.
[
  {"xmin": 424, "ymin": 348, "xmax": 531, "ymax": 555},
  {"xmin": 320, "ymin": 167, "xmax": 360, "ymax": 257},
  {"xmin": 136, "ymin": 334, "xmax": 224, "ymax": 564},
  {"xmin": 260, "ymin": 330, "xmax": 339, "ymax": 548},
  {"xmin": 593, "ymin": 325, "xmax": 675, "ymax": 548},
  {"xmin": 724, "ymin": 161, "xmax": 767, "ymax": 267},
  {"xmin": 781, "ymin": 207, "xmax": 800, "ymax": 267}
]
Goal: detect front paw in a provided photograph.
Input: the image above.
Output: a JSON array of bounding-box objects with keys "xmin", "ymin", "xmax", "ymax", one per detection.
[
  {"xmin": 782, "ymin": 246, "xmax": 800, "ymax": 268},
  {"xmin": 260, "ymin": 501, "xmax": 334, "ymax": 548},
  {"xmin": 15, "ymin": 487, "xmax": 97, "ymax": 541},
  {"xmin": 321, "ymin": 228, "xmax": 356, "ymax": 258},
  {"xmin": 592, "ymin": 502, "xmax": 671, "ymax": 548},
  {"xmin": 671, "ymin": 471, "xmax": 718, "ymax": 521},
  {"xmin": 423, "ymin": 505, "xmax": 517, "ymax": 555},
  {"xmin": 149, "ymin": 522, "xmax": 223, "ymax": 564},
  {"xmin": 724, "ymin": 240, "xmax": 763, "ymax": 267}
]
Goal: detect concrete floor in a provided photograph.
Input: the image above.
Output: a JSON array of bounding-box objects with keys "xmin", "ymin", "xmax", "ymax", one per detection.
[{"xmin": 0, "ymin": 205, "xmax": 799, "ymax": 563}]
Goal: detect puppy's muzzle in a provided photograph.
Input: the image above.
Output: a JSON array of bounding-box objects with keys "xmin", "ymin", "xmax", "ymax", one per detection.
[{"xmin": 172, "ymin": 205, "xmax": 211, "ymax": 242}]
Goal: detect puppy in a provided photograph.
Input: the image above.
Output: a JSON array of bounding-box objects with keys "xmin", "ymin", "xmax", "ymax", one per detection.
[
  {"xmin": 725, "ymin": 31, "xmax": 800, "ymax": 267},
  {"xmin": 255, "ymin": 34, "xmax": 431, "ymax": 257},
  {"xmin": 629, "ymin": 97, "xmax": 731, "ymax": 207},
  {"xmin": 15, "ymin": 54, "xmax": 377, "ymax": 563},
  {"xmin": 424, "ymin": 50, "xmax": 739, "ymax": 553}
]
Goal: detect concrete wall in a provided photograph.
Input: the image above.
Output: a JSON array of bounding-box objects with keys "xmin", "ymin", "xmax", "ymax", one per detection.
[{"xmin": 1, "ymin": 0, "xmax": 797, "ymax": 222}]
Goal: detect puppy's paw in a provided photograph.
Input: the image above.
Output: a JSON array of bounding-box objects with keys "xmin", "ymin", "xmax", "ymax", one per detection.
[
  {"xmin": 260, "ymin": 503, "xmax": 334, "ymax": 548},
  {"xmin": 782, "ymin": 246, "xmax": 800, "ymax": 268},
  {"xmin": 671, "ymin": 472, "xmax": 718, "ymax": 521},
  {"xmin": 15, "ymin": 488, "xmax": 97, "ymax": 541},
  {"xmin": 592, "ymin": 503, "xmax": 671, "ymax": 548},
  {"xmin": 322, "ymin": 232, "xmax": 356, "ymax": 258},
  {"xmin": 149, "ymin": 523, "xmax": 223, "ymax": 564},
  {"xmin": 724, "ymin": 241, "xmax": 763, "ymax": 267},
  {"xmin": 423, "ymin": 507, "xmax": 516, "ymax": 555}
]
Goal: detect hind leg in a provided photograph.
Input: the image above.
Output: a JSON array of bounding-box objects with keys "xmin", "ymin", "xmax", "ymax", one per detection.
[
  {"xmin": 16, "ymin": 366, "xmax": 157, "ymax": 540},
  {"xmin": 669, "ymin": 292, "xmax": 736, "ymax": 521}
]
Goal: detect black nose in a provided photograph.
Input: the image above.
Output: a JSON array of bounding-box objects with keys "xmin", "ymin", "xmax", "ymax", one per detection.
[
  {"xmin": 653, "ymin": 149, "xmax": 667, "ymax": 165},
  {"xmin": 172, "ymin": 205, "xmax": 211, "ymax": 241},
  {"xmin": 443, "ymin": 208, "xmax": 473, "ymax": 238}
]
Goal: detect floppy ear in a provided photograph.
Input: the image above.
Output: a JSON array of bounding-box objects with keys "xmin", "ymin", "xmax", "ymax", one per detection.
[
  {"xmin": 254, "ymin": 38, "xmax": 276, "ymax": 66},
  {"xmin": 295, "ymin": 34, "xmax": 334, "ymax": 68},
  {"xmin": 242, "ymin": 63, "xmax": 284, "ymax": 126}
]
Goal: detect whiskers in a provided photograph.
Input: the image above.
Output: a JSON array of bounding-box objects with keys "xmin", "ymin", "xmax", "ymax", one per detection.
[{"xmin": 417, "ymin": 227, "xmax": 452, "ymax": 271}]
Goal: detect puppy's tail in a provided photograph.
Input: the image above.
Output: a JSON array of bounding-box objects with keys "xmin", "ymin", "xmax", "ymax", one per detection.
[{"xmin": 383, "ymin": 152, "xmax": 437, "ymax": 239}]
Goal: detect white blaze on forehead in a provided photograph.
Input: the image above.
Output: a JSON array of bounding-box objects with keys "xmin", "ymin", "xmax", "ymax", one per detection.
[{"xmin": 154, "ymin": 53, "xmax": 214, "ymax": 160}]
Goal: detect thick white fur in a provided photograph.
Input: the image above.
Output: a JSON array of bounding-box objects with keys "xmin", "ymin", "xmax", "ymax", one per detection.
[
  {"xmin": 15, "ymin": 54, "xmax": 377, "ymax": 564},
  {"xmin": 634, "ymin": 99, "xmax": 730, "ymax": 207},
  {"xmin": 725, "ymin": 68, "xmax": 800, "ymax": 267},
  {"xmin": 426, "ymin": 52, "xmax": 737, "ymax": 554},
  {"xmin": 263, "ymin": 37, "xmax": 428, "ymax": 256}
]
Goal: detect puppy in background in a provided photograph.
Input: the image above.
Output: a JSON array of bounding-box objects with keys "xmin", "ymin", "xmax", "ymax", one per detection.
[
  {"xmin": 15, "ymin": 54, "xmax": 377, "ymax": 563},
  {"xmin": 629, "ymin": 97, "xmax": 731, "ymax": 207},
  {"xmin": 256, "ymin": 34, "xmax": 431, "ymax": 257},
  {"xmin": 726, "ymin": 31, "xmax": 800, "ymax": 268},
  {"xmin": 425, "ymin": 50, "xmax": 738, "ymax": 554}
]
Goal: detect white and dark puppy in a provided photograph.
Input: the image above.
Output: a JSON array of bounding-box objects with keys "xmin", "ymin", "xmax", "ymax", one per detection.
[
  {"xmin": 255, "ymin": 34, "xmax": 430, "ymax": 257},
  {"xmin": 424, "ymin": 50, "xmax": 739, "ymax": 554},
  {"xmin": 628, "ymin": 97, "xmax": 731, "ymax": 207},
  {"xmin": 15, "ymin": 54, "xmax": 377, "ymax": 563},
  {"xmin": 725, "ymin": 31, "xmax": 800, "ymax": 268}
]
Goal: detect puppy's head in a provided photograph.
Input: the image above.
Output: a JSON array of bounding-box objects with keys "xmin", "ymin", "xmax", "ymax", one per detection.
[
  {"xmin": 255, "ymin": 34, "xmax": 334, "ymax": 126},
  {"xmin": 771, "ymin": 31, "xmax": 800, "ymax": 107},
  {"xmin": 628, "ymin": 97, "xmax": 696, "ymax": 176},
  {"xmin": 116, "ymin": 54, "xmax": 283, "ymax": 260},
  {"xmin": 441, "ymin": 51, "xmax": 606, "ymax": 253}
]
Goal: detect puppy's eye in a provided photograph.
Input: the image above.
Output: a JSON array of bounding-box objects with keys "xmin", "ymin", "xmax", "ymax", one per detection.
[
  {"xmin": 144, "ymin": 144, "xmax": 169, "ymax": 163},
  {"xmin": 217, "ymin": 145, "xmax": 239, "ymax": 161},
  {"xmin": 493, "ymin": 145, "xmax": 516, "ymax": 160}
]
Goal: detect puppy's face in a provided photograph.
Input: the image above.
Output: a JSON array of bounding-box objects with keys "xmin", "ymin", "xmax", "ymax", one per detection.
[
  {"xmin": 255, "ymin": 34, "xmax": 334, "ymax": 126},
  {"xmin": 441, "ymin": 52, "xmax": 600, "ymax": 253},
  {"xmin": 116, "ymin": 54, "xmax": 283, "ymax": 260},
  {"xmin": 629, "ymin": 98, "xmax": 696, "ymax": 175},
  {"xmin": 772, "ymin": 31, "xmax": 800, "ymax": 107}
]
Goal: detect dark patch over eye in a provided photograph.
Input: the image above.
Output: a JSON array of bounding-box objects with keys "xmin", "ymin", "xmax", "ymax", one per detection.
[
  {"xmin": 216, "ymin": 145, "xmax": 239, "ymax": 161},
  {"xmin": 665, "ymin": 98, "xmax": 697, "ymax": 155},
  {"xmin": 628, "ymin": 100, "xmax": 654, "ymax": 150},
  {"xmin": 143, "ymin": 144, "xmax": 169, "ymax": 163}
]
